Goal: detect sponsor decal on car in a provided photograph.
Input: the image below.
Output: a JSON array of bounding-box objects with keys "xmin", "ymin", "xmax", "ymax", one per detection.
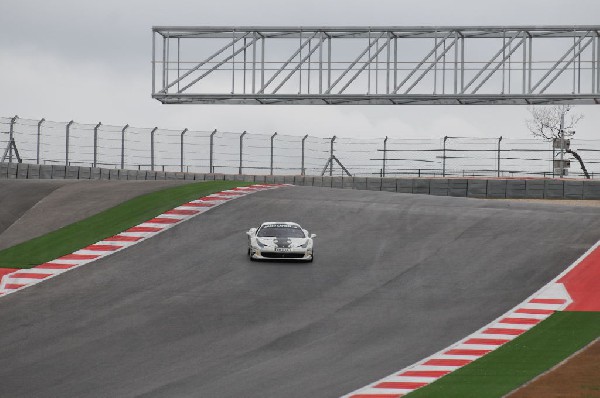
[{"xmin": 262, "ymin": 224, "xmax": 298, "ymax": 229}]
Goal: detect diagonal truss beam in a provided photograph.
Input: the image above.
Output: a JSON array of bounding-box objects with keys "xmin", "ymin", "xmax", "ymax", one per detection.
[
  {"xmin": 539, "ymin": 36, "xmax": 595, "ymax": 94},
  {"xmin": 530, "ymin": 31, "xmax": 592, "ymax": 93},
  {"xmin": 272, "ymin": 36, "xmax": 325, "ymax": 94},
  {"xmin": 462, "ymin": 30, "xmax": 523, "ymax": 93},
  {"xmin": 393, "ymin": 31, "xmax": 454, "ymax": 94},
  {"xmin": 471, "ymin": 34, "xmax": 527, "ymax": 94},
  {"xmin": 325, "ymin": 32, "xmax": 386, "ymax": 94},
  {"xmin": 338, "ymin": 35, "xmax": 392, "ymax": 94},
  {"xmin": 161, "ymin": 33, "xmax": 249, "ymax": 94},
  {"xmin": 179, "ymin": 35, "xmax": 258, "ymax": 93},
  {"xmin": 258, "ymin": 32, "xmax": 319, "ymax": 94},
  {"xmin": 402, "ymin": 35, "xmax": 457, "ymax": 94}
]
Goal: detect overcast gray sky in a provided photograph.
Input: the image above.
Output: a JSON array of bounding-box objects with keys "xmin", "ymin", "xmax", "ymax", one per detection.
[{"xmin": 1, "ymin": 0, "xmax": 599, "ymax": 139}]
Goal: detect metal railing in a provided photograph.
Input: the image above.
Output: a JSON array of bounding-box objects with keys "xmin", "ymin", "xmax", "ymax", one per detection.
[{"xmin": 2, "ymin": 115, "xmax": 599, "ymax": 178}]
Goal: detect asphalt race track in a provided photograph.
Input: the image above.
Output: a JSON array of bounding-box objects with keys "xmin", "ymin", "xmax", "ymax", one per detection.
[
  {"xmin": 0, "ymin": 180, "xmax": 189, "ymax": 250},
  {"xmin": 1, "ymin": 186, "xmax": 600, "ymax": 397}
]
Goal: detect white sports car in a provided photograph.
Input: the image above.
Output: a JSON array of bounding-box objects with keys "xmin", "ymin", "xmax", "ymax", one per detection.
[{"xmin": 247, "ymin": 222, "xmax": 316, "ymax": 262}]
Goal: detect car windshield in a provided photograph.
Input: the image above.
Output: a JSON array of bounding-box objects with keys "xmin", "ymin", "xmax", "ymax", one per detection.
[{"xmin": 257, "ymin": 225, "xmax": 306, "ymax": 238}]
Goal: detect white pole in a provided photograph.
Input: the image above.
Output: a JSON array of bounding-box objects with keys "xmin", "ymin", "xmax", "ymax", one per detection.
[{"xmin": 559, "ymin": 111, "xmax": 565, "ymax": 178}]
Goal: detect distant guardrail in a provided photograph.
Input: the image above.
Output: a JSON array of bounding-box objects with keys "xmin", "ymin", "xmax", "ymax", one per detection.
[{"xmin": 2, "ymin": 162, "xmax": 599, "ymax": 200}]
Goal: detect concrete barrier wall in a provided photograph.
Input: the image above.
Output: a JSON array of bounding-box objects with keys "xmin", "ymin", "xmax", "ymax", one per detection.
[{"xmin": 1, "ymin": 162, "xmax": 597, "ymax": 200}]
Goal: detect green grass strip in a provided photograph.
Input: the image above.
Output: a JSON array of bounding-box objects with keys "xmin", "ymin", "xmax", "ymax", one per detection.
[
  {"xmin": 0, "ymin": 180, "xmax": 252, "ymax": 269},
  {"xmin": 407, "ymin": 311, "xmax": 600, "ymax": 398}
]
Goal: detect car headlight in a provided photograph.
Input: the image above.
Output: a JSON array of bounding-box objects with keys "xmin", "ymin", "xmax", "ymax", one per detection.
[
  {"xmin": 299, "ymin": 240, "xmax": 309, "ymax": 248},
  {"xmin": 256, "ymin": 239, "xmax": 267, "ymax": 248}
]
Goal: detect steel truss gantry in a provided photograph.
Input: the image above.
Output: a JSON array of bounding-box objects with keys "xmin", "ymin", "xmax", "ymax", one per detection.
[{"xmin": 152, "ymin": 26, "xmax": 600, "ymax": 105}]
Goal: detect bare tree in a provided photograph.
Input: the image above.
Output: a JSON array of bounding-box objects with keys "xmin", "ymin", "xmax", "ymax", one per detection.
[
  {"xmin": 526, "ymin": 105, "xmax": 588, "ymax": 178},
  {"xmin": 526, "ymin": 105, "xmax": 583, "ymax": 140}
]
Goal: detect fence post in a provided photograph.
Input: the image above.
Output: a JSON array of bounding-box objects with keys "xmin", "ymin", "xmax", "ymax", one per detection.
[
  {"xmin": 209, "ymin": 129, "xmax": 217, "ymax": 173},
  {"xmin": 150, "ymin": 127, "xmax": 157, "ymax": 171},
  {"xmin": 180, "ymin": 128, "xmax": 188, "ymax": 172},
  {"xmin": 120, "ymin": 124, "xmax": 129, "ymax": 169},
  {"xmin": 7, "ymin": 115, "xmax": 18, "ymax": 164},
  {"xmin": 36, "ymin": 118, "xmax": 45, "ymax": 164},
  {"xmin": 301, "ymin": 134, "xmax": 308, "ymax": 175},
  {"xmin": 93, "ymin": 122, "xmax": 101, "ymax": 167},
  {"xmin": 559, "ymin": 112, "xmax": 565, "ymax": 178},
  {"xmin": 497, "ymin": 136, "xmax": 503, "ymax": 177},
  {"xmin": 270, "ymin": 132, "xmax": 277, "ymax": 175},
  {"xmin": 442, "ymin": 135, "xmax": 448, "ymax": 177},
  {"xmin": 329, "ymin": 135, "xmax": 336, "ymax": 176},
  {"xmin": 239, "ymin": 131, "xmax": 246, "ymax": 174},
  {"xmin": 382, "ymin": 136, "xmax": 388, "ymax": 177},
  {"xmin": 552, "ymin": 140, "xmax": 556, "ymax": 178},
  {"xmin": 66, "ymin": 120, "xmax": 74, "ymax": 166}
]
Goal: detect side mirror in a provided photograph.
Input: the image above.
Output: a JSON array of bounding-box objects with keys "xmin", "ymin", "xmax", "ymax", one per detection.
[
  {"xmin": 247, "ymin": 228, "xmax": 257, "ymax": 236},
  {"xmin": 310, "ymin": 233, "xmax": 317, "ymax": 239}
]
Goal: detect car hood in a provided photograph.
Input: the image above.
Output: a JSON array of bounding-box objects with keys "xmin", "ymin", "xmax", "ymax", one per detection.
[{"xmin": 256, "ymin": 237, "xmax": 308, "ymax": 247}]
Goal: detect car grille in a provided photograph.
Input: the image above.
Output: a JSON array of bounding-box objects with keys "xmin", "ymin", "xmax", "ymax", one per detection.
[{"xmin": 261, "ymin": 252, "xmax": 306, "ymax": 259}]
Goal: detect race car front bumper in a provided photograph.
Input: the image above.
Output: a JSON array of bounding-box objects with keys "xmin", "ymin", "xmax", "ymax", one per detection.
[{"xmin": 250, "ymin": 248, "xmax": 312, "ymax": 261}]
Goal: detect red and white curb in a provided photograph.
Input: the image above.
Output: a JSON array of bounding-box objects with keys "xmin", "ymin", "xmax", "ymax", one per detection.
[
  {"xmin": 343, "ymin": 240, "xmax": 600, "ymax": 398},
  {"xmin": 0, "ymin": 184, "xmax": 287, "ymax": 298}
]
